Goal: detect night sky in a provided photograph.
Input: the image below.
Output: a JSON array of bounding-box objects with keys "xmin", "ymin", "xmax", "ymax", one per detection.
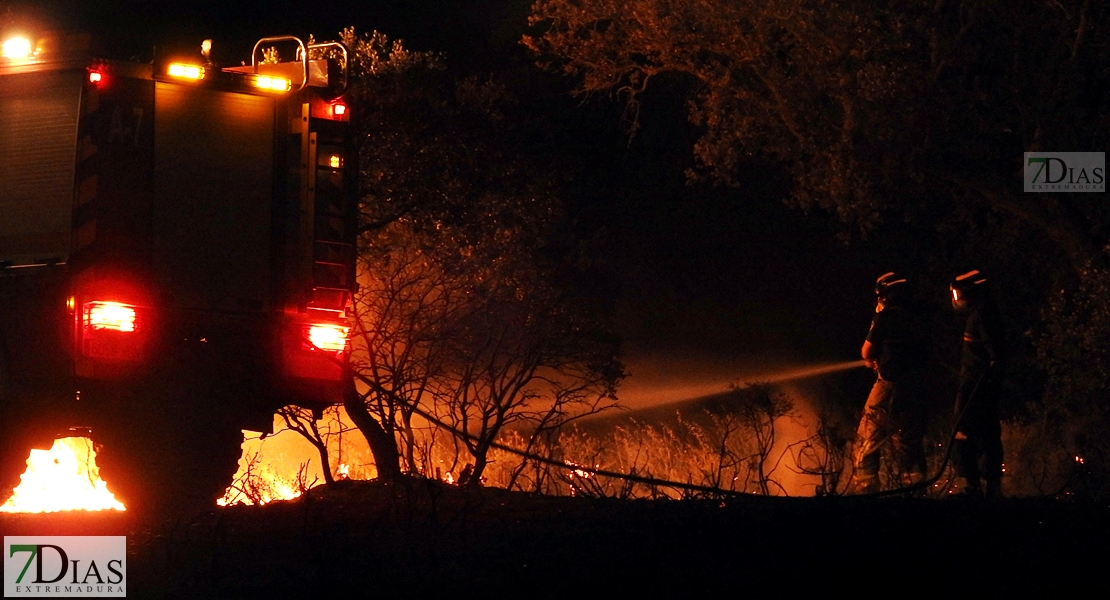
[{"xmin": 10, "ymin": 0, "xmax": 888, "ymax": 403}]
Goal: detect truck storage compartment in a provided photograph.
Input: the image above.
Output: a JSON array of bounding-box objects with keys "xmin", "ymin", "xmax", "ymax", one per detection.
[
  {"xmin": 152, "ymin": 82, "xmax": 275, "ymax": 313},
  {"xmin": 0, "ymin": 70, "xmax": 82, "ymax": 266}
]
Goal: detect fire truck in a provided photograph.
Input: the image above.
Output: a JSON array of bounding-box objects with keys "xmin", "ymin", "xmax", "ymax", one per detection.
[{"xmin": 0, "ymin": 33, "xmax": 357, "ymax": 511}]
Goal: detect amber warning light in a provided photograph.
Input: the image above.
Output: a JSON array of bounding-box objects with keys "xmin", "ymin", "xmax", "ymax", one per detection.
[
  {"xmin": 167, "ymin": 63, "xmax": 205, "ymax": 80},
  {"xmin": 1, "ymin": 36, "xmax": 33, "ymax": 60},
  {"xmin": 253, "ymin": 74, "xmax": 292, "ymax": 92}
]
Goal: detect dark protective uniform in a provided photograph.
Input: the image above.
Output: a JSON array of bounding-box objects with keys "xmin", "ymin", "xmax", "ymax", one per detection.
[
  {"xmin": 954, "ymin": 302, "xmax": 1004, "ymax": 495},
  {"xmin": 853, "ymin": 304, "xmax": 928, "ymax": 492}
]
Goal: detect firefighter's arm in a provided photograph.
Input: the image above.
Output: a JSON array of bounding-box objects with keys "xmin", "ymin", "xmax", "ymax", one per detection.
[
  {"xmin": 861, "ymin": 340, "xmax": 877, "ymax": 370},
  {"xmin": 862, "ymin": 312, "xmax": 882, "ymax": 370}
]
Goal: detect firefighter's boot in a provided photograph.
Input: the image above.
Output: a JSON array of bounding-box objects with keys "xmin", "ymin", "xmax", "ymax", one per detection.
[{"xmin": 985, "ymin": 478, "xmax": 1002, "ymax": 500}]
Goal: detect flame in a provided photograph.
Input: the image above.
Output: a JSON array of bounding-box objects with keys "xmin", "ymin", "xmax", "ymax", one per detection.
[
  {"xmin": 219, "ymin": 407, "xmax": 377, "ymax": 506},
  {"xmin": 565, "ymin": 459, "xmax": 597, "ymax": 479},
  {"xmin": 218, "ymin": 440, "xmax": 312, "ymax": 507},
  {"xmin": 218, "ymin": 478, "xmax": 303, "ymax": 507},
  {"xmin": 0, "ymin": 437, "xmax": 125, "ymax": 513}
]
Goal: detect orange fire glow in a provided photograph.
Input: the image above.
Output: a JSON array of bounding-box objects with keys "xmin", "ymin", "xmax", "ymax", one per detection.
[
  {"xmin": 218, "ymin": 408, "xmax": 376, "ymax": 506},
  {"xmin": 218, "ymin": 477, "xmax": 303, "ymax": 506},
  {"xmin": 218, "ymin": 439, "xmax": 309, "ymax": 506},
  {"xmin": 218, "ymin": 425, "xmax": 324, "ymax": 506},
  {"xmin": 0, "ymin": 437, "xmax": 125, "ymax": 513}
]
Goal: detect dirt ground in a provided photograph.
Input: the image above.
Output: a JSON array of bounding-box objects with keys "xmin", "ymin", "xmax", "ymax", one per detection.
[{"xmin": 3, "ymin": 479, "xmax": 1108, "ymax": 598}]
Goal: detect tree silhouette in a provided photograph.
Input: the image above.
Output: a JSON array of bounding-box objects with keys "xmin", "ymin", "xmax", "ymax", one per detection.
[
  {"xmin": 322, "ymin": 28, "xmax": 623, "ymax": 482},
  {"xmin": 526, "ymin": 0, "xmax": 1109, "ymax": 262}
]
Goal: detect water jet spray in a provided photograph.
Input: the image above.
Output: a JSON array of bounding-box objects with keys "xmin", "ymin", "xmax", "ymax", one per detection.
[{"xmin": 732, "ymin": 360, "xmax": 868, "ymax": 388}]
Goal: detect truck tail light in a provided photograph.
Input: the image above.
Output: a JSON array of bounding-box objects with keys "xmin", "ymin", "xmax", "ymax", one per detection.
[
  {"xmin": 283, "ymin": 320, "xmax": 348, "ymax": 382},
  {"xmin": 331, "ymin": 102, "xmax": 347, "ymax": 118},
  {"xmin": 85, "ymin": 302, "xmax": 136, "ymax": 332},
  {"xmin": 307, "ymin": 324, "xmax": 348, "ymax": 352},
  {"xmin": 81, "ymin": 301, "xmax": 146, "ymax": 360}
]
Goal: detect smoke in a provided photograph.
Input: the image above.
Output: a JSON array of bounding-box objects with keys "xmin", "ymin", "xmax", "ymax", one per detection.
[{"xmin": 605, "ymin": 354, "xmax": 870, "ymax": 496}]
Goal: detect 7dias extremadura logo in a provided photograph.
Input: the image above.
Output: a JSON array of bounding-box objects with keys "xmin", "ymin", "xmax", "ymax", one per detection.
[
  {"xmin": 4, "ymin": 537, "xmax": 125, "ymax": 598},
  {"xmin": 1024, "ymin": 152, "xmax": 1105, "ymax": 192}
]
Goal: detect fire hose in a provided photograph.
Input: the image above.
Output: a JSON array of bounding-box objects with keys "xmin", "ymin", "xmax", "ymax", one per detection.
[
  {"xmin": 317, "ymin": 311, "xmax": 790, "ymax": 498},
  {"xmin": 316, "ymin": 333, "xmax": 984, "ymax": 499},
  {"xmin": 341, "ymin": 362, "xmax": 759, "ymax": 498}
]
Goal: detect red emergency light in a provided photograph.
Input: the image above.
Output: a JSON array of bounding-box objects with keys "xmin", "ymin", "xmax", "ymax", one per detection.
[
  {"xmin": 306, "ymin": 323, "xmax": 349, "ymax": 352},
  {"xmin": 85, "ymin": 301, "xmax": 137, "ymax": 332},
  {"xmin": 81, "ymin": 301, "xmax": 146, "ymax": 361},
  {"xmin": 282, "ymin": 319, "xmax": 349, "ymax": 381},
  {"xmin": 88, "ymin": 70, "xmax": 103, "ymax": 85},
  {"xmin": 331, "ymin": 102, "xmax": 347, "ymax": 118}
]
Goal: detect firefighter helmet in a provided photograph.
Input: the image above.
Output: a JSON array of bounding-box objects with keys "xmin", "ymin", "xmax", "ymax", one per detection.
[
  {"xmin": 874, "ymin": 271, "xmax": 907, "ymax": 302},
  {"xmin": 950, "ymin": 268, "xmax": 989, "ymax": 310}
]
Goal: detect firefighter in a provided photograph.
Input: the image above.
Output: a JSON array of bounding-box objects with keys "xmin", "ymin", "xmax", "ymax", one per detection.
[
  {"xmin": 950, "ymin": 269, "xmax": 1004, "ymax": 498},
  {"xmin": 851, "ymin": 272, "xmax": 928, "ymax": 493}
]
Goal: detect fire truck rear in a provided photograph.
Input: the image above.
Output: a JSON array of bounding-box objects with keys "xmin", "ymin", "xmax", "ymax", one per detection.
[{"xmin": 0, "ymin": 33, "xmax": 357, "ymax": 511}]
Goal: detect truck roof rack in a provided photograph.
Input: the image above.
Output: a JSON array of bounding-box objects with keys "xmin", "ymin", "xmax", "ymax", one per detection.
[{"xmin": 218, "ymin": 35, "xmax": 349, "ymax": 98}]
